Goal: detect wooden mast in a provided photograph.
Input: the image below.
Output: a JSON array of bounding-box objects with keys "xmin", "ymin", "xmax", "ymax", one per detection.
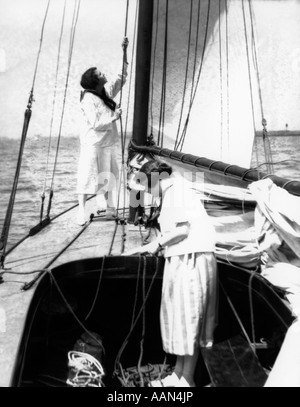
[
  {"xmin": 128, "ymin": 0, "xmax": 153, "ymax": 224},
  {"xmin": 132, "ymin": 0, "xmax": 153, "ymax": 146}
]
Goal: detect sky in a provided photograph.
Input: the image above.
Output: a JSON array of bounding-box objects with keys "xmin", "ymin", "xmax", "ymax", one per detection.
[
  {"xmin": 0, "ymin": 0, "xmax": 300, "ymax": 145},
  {"xmin": 0, "ymin": 0, "xmax": 137, "ymax": 139}
]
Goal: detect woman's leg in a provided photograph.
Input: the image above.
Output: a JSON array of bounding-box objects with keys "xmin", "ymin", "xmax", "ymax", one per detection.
[
  {"xmin": 174, "ymin": 356, "xmax": 184, "ymax": 378},
  {"xmin": 178, "ymin": 348, "xmax": 199, "ymax": 387}
]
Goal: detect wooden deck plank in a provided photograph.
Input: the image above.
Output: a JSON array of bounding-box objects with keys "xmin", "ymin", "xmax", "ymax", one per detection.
[{"xmin": 201, "ymin": 335, "xmax": 268, "ymax": 387}]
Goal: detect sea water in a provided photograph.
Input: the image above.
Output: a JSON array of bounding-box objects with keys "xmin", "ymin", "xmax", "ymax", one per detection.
[{"xmin": 0, "ymin": 133, "xmax": 300, "ymax": 250}]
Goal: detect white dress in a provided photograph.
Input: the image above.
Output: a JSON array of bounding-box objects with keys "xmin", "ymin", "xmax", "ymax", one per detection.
[
  {"xmin": 159, "ymin": 177, "xmax": 218, "ymax": 355},
  {"xmin": 77, "ymin": 70, "xmax": 127, "ymax": 206}
]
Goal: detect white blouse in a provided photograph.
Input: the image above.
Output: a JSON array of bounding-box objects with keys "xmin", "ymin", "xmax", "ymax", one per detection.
[
  {"xmin": 79, "ymin": 70, "xmax": 127, "ymax": 148},
  {"xmin": 159, "ymin": 177, "xmax": 216, "ymax": 257}
]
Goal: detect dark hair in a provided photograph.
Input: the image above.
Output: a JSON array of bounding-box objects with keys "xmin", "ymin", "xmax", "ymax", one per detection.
[
  {"xmin": 80, "ymin": 67, "xmax": 116, "ymax": 112},
  {"xmin": 140, "ymin": 160, "xmax": 173, "ymax": 176},
  {"xmin": 139, "ymin": 159, "xmax": 172, "ymax": 189}
]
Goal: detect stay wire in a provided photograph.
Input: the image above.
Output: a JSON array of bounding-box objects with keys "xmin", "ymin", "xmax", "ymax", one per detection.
[
  {"xmin": 30, "ymin": 0, "xmax": 51, "ymax": 98},
  {"xmin": 219, "ymin": 279, "xmax": 256, "ymax": 354},
  {"xmin": 48, "ymin": 0, "xmax": 81, "ymax": 216},
  {"xmin": 149, "ymin": 0, "xmax": 160, "ymax": 135},
  {"xmin": 48, "ymin": 269, "xmax": 105, "ymax": 350},
  {"xmin": 241, "ymin": 0, "xmax": 257, "ymax": 147},
  {"xmin": 110, "ymin": 0, "xmax": 131, "ymax": 252},
  {"xmin": 218, "ymin": 0, "xmax": 224, "ymax": 158},
  {"xmin": 22, "ymin": 212, "xmax": 93, "ymax": 291},
  {"xmin": 176, "ymin": 0, "xmax": 201, "ymax": 152},
  {"xmin": 248, "ymin": 0, "xmax": 274, "ymax": 173},
  {"xmin": 114, "ymin": 256, "xmax": 160, "ymax": 383},
  {"xmin": 84, "ymin": 256, "xmax": 106, "ymax": 321},
  {"xmin": 137, "ymin": 260, "xmax": 147, "ymax": 387},
  {"xmin": 177, "ymin": 0, "xmax": 211, "ymax": 152},
  {"xmin": 114, "ymin": 255, "xmax": 143, "ymax": 382},
  {"xmin": 225, "ymin": 0, "xmax": 230, "ymax": 158},
  {"xmin": 40, "ymin": 0, "xmax": 67, "ymax": 223},
  {"xmin": 173, "ymin": 0, "xmax": 194, "ymax": 151},
  {"xmin": 0, "ymin": 0, "xmax": 51, "ymax": 266},
  {"xmin": 157, "ymin": 0, "xmax": 169, "ymax": 147},
  {"xmin": 122, "ymin": 0, "xmax": 139, "ymax": 155}
]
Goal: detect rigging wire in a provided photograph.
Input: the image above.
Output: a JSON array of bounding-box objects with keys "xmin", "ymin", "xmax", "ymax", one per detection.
[
  {"xmin": 225, "ymin": 0, "xmax": 230, "ymax": 160},
  {"xmin": 176, "ymin": 0, "xmax": 211, "ymax": 152},
  {"xmin": 173, "ymin": 0, "xmax": 194, "ymax": 151},
  {"xmin": 149, "ymin": 0, "xmax": 160, "ymax": 136},
  {"xmin": 47, "ymin": 0, "xmax": 81, "ymax": 218},
  {"xmin": 248, "ymin": 0, "xmax": 273, "ymax": 174},
  {"xmin": 0, "ymin": 0, "xmax": 51, "ymax": 269},
  {"xmin": 84, "ymin": 256, "xmax": 106, "ymax": 321},
  {"xmin": 219, "ymin": 279, "xmax": 256, "ymax": 354},
  {"xmin": 157, "ymin": 0, "xmax": 169, "ymax": 147},
  {"xmin": 40, "ymin": 0, "xmax": 67, "ymax": 223},
  {"xmin": 241, "ymin": 0, "xmax": 257, "ymax": 166},
  {"xmin": 113, "ymin": 256, "xmax": 160, "ymax": 386},
  {"xmin": 175, "ymin": 0, "xmax": 202, "ymax": 152},
  {"xmin": 137, "ymin": 259, "xmax": 147, "ymax": 387},
  {"xmin": 22, "ymin": 212, "xmax": 94, "ymax": 291},
  {"xmin": 108, "ymin": 0, "xmax": 134, "ymax": 255},
  {"xmin": 218, "ymin": 0, "xmax": 224, "ymax": 158}
]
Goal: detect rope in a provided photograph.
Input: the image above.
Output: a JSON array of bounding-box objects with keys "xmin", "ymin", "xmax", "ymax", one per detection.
[
  {"xmin": 22, "ymin": 212, "xmax": 93, "ymax": 291},
  {"xmin": 47, "ymin": 0, "xmax": 81, "ymax": 218},
  {"xmin": 149, "ymin": 0, "xmax": 160, "ymax": 135},
  {"xmin": 108, "ymin": 0, "xmax": 135, "ymax": 253},
  {"xmin": 176, "ymin": 0, "xmax": 202, "ymax": 152},
  {"xmin": 137, "ymin": 259, "xmax": 146, "ymax": 387},
  {"xmin": 248, "ymin": 271, "xmax": 257, "ymax": 355},
  {"xmin": 176, "ymin": 0, "xmax": 211, "ymax": 152},
  {"xmin": 84, "ymin": 256, "xmax": 106, "ymax": 321},
  {"xmin": 66, "ymin": 351, "xmax": 105, "ymax": 387},
  {"xmin": 113, "ymin": 256, "xmax": 160, "ymax": 386},
  {"xmin": 247, "ymin": 0, "xmax": 274, "ymax": 173},
  {"xmin": 47, "ymin": 269, "xmax": 105, "ymax": 350},
  {"xmin": 218, "ymin": 0, "xmax": 224, "ymax": 158},
  {"xmin": 40, "ymin": 0, "xmax": 67, "ymax": 223},
  {"xmin": 241, "ymin": 0, "xmax": 257, "ymax": 156},
  {"xmin": 219, "ymin": 280, "xmax": 256, "ymax": 353},
  {"xmin": 113, "ymin": 255, "xmax": 143, "ymax": 381},
  {"xmin": 173, "ymin": 0, "xmax": 194, "ymax": 151},
  {"xmin": 157, "ymin": 0, "xmax": 169, "ymax": 147},
  {"xmin": 0, "ymin": 0, "xmax": 51, "ymax": 268},
  {"xmin": 225, "ymin": 0, "xmax": 230, "ymax": 159},
  {"xmin": 122, "ymin": 0, "xmax": 138, "ymax": 156}
]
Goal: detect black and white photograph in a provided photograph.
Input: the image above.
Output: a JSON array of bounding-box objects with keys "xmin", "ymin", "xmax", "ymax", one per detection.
[{"xmin": 0, "ymin": 0, "xmax": 300, "ymax": 391}]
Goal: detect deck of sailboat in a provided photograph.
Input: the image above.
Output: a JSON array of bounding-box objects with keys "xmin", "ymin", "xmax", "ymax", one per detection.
[{"xmin": 0, "ymin": 196, "xmax": 152, "ymax": 387}]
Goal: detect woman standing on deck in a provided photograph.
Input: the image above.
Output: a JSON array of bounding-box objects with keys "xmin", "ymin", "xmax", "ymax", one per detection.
[
  {"xmin": 76, "ymin": 37, "xmax": 129, "ymax": 225},
  {"xmin": 124, "ymin": 159, "xmax": 218, "ymax": 387}
]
